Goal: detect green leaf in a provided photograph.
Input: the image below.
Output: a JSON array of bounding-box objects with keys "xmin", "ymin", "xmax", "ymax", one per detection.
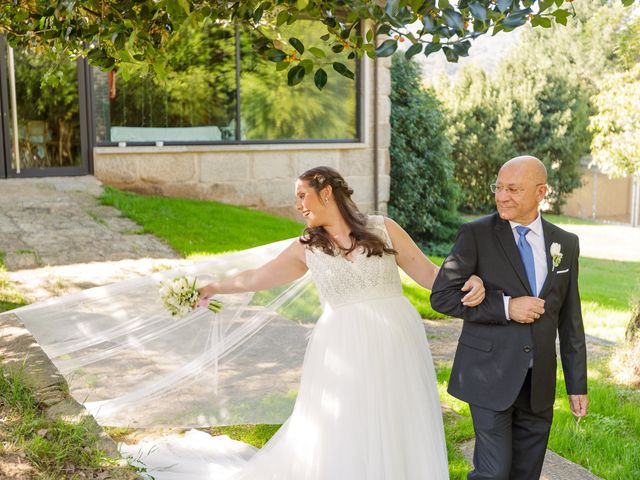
[
  {"xmin": 253, "ymin": 5, "xmax": 264, "ymax": 22},
  {"xmin": 320, "ymin": 33, "xmax": 331, "ymax": 41},
  {"xmin": 276, "ymin": 61, "xmax": 289, "ymax": 71},
  {"xmin": 314, "ymin": 68, "xmax": 328, "ymax": 90},
  {"xmin": 538, "ymin": 0, "xmax": 555, "ymax": 12},
  {"xmin": 276, "ymin": 10, "xmax": 289, "ymax": 26},
  {"xmin": 501, "ymin": 11, "xmax": 529, "ymax": 29},
  {"xmin": 443, "ymin": 9, "xmax": 464, "ymax": 31},
  {"xmin": 296, "ymin": 0, "xmax": 309, "ymax": 10},
  {"xmin": 424, "ymin": 42, "xmax": 442, "ymax": 57},
  {"xmin": 497, "ymin": 0, "xmax": 512, "ymax": 13},
  {"xmin": 375, "ymin": 39, "xmax": 398, "ymax": 57},
  {"xmin": 332, "ymin": 43, "xmax": 345, "ymax": 53},
  {"xmin": 287, "ymin": 11, "xmax": 298, "ymax": 25},
  {"xmin": 308, "ymin": 47, "xmax": 326, "ymax": 58},
  {"xmin": 405, "ymin": 42, "xmax": 423, "ymax": 59},
  {"xmin": 289, "ymin": 37, "xmax": 304, "ymax": 54},
  {"xmin": 366, "ymin": 29, "xmax": 374, "ymax": 43},
  {"xmin": 300, "ymin": 59, "xmax": 314, "ymax": 74},
  {"xmin": 287, "ymin": 65, "xmax": 306, "ymax": 86},
  {"xmin": 551, "ymin": 9, "xmax": 571, "ymax": 26},
  {"xmin": 531, "ymin": 15, "xmax": 552, "ymax": 28},
  {"xmin": 266, "ymin": 48, "xmax": 287, "ymax": 62},
  {"xmin": 442, "ymin": 46, "xmax": 459, "ymax": 62},
  {"xmin": 469, "ymin": 2, "xmax": 487, "ymax": 22},
  {"xmin": 333, "ymin": 62, "xmax": 355, "ymax": 80},
  {"xmin": 377, "ymin": 24, "xmax": 392, "ymax": 36},
  {"xmin": 453, "ymin": 40, "xmax": 471, "ymax": 57}
]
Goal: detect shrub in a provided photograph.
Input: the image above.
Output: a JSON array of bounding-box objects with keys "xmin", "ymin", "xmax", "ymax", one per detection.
[{"xmin": 388, "ymin": 55, "xmax": 461, "ymax": 248}]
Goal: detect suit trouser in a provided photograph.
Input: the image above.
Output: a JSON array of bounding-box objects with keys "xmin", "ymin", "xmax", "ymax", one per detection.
[{"xmin": 467, "ymin": 370, "xmax": 554, "ymax": 480}]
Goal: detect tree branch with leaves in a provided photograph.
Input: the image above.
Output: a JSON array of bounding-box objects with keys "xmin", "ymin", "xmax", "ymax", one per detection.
[{"xmin": 1, "ymin": 0, "xmax": 637, "ymax": 89}]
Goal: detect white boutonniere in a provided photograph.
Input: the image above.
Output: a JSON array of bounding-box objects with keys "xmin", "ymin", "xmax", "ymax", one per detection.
[{"xmin": 550, "ymin": 242, "xmax": 563, "ymax": 271}]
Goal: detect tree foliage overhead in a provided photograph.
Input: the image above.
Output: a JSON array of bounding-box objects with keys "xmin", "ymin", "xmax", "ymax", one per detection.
[{"xmin": 1, "ymin": 0, "xmax": 637, "ymax": 88}]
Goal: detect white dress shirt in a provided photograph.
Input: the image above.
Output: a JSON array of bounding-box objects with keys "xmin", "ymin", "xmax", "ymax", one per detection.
[{"xmin": 503, "ymin": 213, "xmax": 548, "ymax": 320}]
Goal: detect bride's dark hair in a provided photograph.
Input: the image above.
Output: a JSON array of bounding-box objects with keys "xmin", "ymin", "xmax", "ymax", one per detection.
[{"xmin": 298, "ymin": 166, "xmax": 397, "ymax": 258}]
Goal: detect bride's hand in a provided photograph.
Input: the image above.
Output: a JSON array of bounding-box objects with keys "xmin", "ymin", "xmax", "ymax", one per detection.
[
  {"xmin": 197, "ymin": 283, "xmax": 216, "ymax": 306},
  {"xmin": 460, "ymin": 274, "xmax": 485, "ymax": 307}
]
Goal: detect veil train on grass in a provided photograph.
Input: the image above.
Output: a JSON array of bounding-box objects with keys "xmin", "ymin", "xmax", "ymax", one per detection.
[{"xmin": 10, "ymin": 239, "xmax": 321, "ymax": 428}]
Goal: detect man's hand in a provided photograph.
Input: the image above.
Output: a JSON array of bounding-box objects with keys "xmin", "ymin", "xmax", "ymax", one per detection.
[
  {"xmin": 508, "ymin": 296, "xmax": 545, "ymax": 323},
  {"xmin": 569, "ymin": 394, "xmax": 589, "ymax": 417},
  {"xmin": 461, "ymin": 274, "xmax": 486, "ymax": 307}
]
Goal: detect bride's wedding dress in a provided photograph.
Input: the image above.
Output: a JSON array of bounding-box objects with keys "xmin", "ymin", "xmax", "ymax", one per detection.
[{"xmin": 121, "ymin": 215, "xmax": 449, "ymax": 479}]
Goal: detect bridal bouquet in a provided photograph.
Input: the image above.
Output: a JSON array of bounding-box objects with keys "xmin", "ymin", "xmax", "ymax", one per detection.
[{"xmin": 159, "ymin": 275, "xmax": 223, "ymax": 318}]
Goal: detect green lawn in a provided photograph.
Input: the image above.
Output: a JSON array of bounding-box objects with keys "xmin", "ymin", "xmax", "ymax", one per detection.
[
  {"xmin": 580, "ymin": 257, "xmax": 640, "ymax": 343},
  {"xmin": 100, "ymin": 186, "xmax": 303, "ymax": 257}
]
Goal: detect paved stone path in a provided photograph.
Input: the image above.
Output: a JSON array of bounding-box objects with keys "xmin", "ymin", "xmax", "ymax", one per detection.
[
  {"xmin": 0, "ymin": 176, "xmax": 615, "ymax": 479},
  {"xmin": 0, "ymin": 177, "xmax": 189, "ymax": 302}
]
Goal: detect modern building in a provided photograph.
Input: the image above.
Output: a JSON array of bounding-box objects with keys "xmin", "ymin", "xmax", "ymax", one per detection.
[{"xmin": 0, "ymin": 22, "xmax": 391, "ymax": 218}]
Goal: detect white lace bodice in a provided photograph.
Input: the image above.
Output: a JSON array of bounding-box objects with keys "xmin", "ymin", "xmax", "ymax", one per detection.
[{"xmin": 305, "ymin": 215, "xmax": 403, "ymax": 308}]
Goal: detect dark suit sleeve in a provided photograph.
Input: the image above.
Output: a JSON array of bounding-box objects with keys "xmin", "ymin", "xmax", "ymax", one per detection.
[
  {"xmin": 558, "ymin": 235, "xmax": 588, "ymax": 395},
  {"xmin": 430, "ymin": 223, "xmax": 508, "ymax": 325}
]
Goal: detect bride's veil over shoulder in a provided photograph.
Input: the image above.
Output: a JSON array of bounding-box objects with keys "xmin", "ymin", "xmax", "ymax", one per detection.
[{"xmin": 8, "ymin": 239, "xmax": 321, "ymax": 428}]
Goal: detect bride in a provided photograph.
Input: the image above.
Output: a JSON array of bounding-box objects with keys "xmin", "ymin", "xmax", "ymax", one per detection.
[{"xmin": 127, "ymin": 166, "xmax": 484, "ymax": 480}]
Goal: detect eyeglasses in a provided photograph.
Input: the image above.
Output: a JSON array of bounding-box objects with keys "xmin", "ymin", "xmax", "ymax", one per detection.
[{"xmin": 490, "ymin": 183, "xmax": 546, "ymax": 195}]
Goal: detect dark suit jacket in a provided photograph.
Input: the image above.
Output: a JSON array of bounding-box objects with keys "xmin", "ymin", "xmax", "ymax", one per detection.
[{"xmin": 430, "ymin": 213, "xmax": 587, "ymax": 413}]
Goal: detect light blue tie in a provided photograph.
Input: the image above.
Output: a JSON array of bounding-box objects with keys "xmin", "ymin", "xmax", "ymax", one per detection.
[{"xmin": 515, "ymin": 226, "xmax": 537, "ymax": 296}]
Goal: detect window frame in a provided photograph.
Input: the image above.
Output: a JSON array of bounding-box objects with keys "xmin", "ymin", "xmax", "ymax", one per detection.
[{"xmin": 89, "ymin": 21, "xmax": 363, "ymax": 148}]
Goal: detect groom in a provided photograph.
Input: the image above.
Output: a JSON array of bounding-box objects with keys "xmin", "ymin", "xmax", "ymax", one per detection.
[{"xmin": 430, "ymin": 156, "xmax": 588, "ymax": 480}]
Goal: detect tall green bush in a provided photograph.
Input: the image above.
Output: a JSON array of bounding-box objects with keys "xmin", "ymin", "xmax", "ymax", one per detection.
[{"xmin": 388, "ymin": 55, "xmax": 460, "ymax": 247}]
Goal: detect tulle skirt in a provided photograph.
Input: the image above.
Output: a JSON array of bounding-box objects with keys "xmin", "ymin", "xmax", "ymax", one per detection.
[{"xmin": 122, "ymin": 294, "xmax": 449, "ymax": 479}]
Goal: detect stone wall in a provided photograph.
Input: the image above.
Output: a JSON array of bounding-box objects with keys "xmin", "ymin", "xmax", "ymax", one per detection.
[{"xmin": 93, "ymin": 57, "xmax": 391, "ymax": 220}]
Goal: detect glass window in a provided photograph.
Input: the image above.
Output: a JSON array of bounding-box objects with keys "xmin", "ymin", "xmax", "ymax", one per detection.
[
  {"xmin": 3, "ymin": 45, "xmax": 82, "ymax": 169},
  {"xmin": 239, "ymin": 20, "xmax": 358, "ymax": 141},
  {"xmin": 91, "ymin": 20, "xmax": 359, "ymax": 145},
  {"xmin": 92, "ymin": 21, "xmax": 237, "ymax": 144}
]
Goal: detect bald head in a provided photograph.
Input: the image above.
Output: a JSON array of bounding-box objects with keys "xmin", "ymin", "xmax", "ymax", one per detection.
[{"xmin": 499, "ymin": 155, "xmax": 547, "ymax": 185}]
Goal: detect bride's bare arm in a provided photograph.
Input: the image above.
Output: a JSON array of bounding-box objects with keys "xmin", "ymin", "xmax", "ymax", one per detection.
[
  {"xmin": 198, "ymin": 239, "xmax": 308, "ymax": 298},
  {"xmin": 384, "ymin": 217, "xmax": 485, "ymax": 307}
]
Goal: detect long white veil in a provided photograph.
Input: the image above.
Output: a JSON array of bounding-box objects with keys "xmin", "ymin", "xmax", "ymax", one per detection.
[{"xmin": 9, "ymin": 239, "xmax": 321, "ymax": 428}]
